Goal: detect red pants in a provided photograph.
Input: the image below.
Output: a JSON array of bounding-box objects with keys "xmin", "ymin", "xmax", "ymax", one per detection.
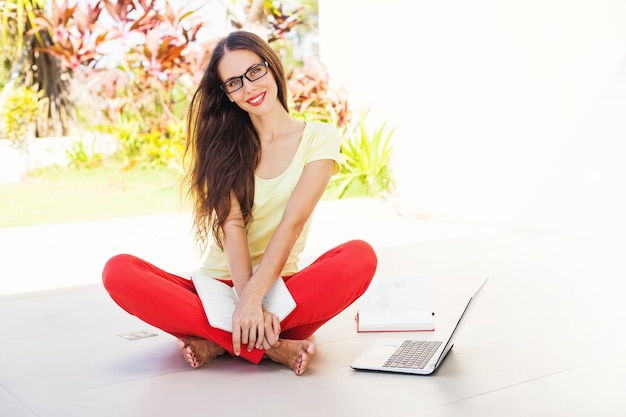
[{"xmin": 102, "ymin": 239, "xmax": 377, "ymax": 364}]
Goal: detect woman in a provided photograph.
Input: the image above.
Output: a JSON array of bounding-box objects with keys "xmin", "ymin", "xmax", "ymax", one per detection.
[{"xmin": 102, "ymin": 30, "xmax": 377, "ymax": 375}]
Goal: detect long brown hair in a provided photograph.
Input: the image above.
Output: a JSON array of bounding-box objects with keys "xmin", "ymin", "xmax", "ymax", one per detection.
[{"xmin": 185, "ymin": 31, "xmax": 289, "ymax": 253}]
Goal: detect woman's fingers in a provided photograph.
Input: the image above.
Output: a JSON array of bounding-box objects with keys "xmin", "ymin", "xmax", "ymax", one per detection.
[
  {"xmin": 250, "ymin": 322, "xmax": 264, "ymax": 351},
  {"xmin": 232, "ymin": 322, "xmax": 242, "ymax": 356}
]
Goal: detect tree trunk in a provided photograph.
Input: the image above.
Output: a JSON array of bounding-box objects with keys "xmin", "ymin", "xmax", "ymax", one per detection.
[
  {"xmin": 219, "ymin": 0, "xmax": 270, "ymax": 41},
  {"xmin": 244, "ymin": 0, "xmax": 269, "ymax": 40}
]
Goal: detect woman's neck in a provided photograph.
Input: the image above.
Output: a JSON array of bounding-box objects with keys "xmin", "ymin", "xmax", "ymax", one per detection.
[{"xmin": 250, "ymin": 108, "xmax": 303, "ymax": 144}]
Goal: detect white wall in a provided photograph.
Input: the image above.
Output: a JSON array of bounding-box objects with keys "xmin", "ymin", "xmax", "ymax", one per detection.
[{"xmin": 318, "ymin": 0, "xmax": 626, "ymax": 236}]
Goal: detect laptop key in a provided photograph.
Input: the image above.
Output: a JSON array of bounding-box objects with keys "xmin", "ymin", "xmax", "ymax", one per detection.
[{"xmin": 383, "ymin": 340, "xmax": 443, "ymax": 369}]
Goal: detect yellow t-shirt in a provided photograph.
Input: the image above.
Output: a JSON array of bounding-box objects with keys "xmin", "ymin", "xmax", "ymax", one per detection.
[{"xmin": 199, "ymin": 121, "xmax": 341, "ymax": 279}]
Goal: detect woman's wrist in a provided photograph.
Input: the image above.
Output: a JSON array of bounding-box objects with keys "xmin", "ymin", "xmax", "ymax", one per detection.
[{"xmin": 239, "ymin": 279, "xmax": 265, "ymax": 305}]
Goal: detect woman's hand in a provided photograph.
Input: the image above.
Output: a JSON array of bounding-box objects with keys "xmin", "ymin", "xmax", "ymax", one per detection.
[
  {"xmin": 231, "ymin": 295, "xmax": 265, "ymax": 356},
  {"xmin": 261, "ymin": 310, "xmax": 281, "ymax": 350},
  {"xmin": 231, "ymin": 296, "xmax": 282, "ymax": 355}
]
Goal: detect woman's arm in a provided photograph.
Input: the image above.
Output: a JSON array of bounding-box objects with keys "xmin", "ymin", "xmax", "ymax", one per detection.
[
  {"xmin": 243, "ymin": 158, "xmax": 335, "ymax": 296},
  {"xmin": 231, "ymin": 158, "xmax": 335, "ymax": 355},
  {"xmin": 222, "ymin": 190, "xmax": 253, "ymax": 296}
]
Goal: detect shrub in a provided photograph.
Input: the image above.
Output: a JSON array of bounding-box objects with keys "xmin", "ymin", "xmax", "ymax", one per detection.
[
  {"xmin": 287, "ymin": 66, "xmax": 396, "ymax": 200},
  {"xmin": 331, "ymin": 110, "xmax": 395, "ymax": 199},
  {"xmin": 65, "ymin": 138, "xmax": 104, "ymax": 169},
  {"xmin": 288, "ymin": 62, "xmax": 351, "ymax": 130},
  {"xmin": 33, "ymin": 0, "xmax": 205, "ymax": 167},
  {"xmin": 0, "ymin": 84, "xmax": 45, "ymax": 149}
]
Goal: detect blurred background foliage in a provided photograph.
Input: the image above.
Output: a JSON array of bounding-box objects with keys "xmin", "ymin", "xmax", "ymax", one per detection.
[{"xmin": 0, "ymin": 0, "xmax": 394, "ymax": 199}]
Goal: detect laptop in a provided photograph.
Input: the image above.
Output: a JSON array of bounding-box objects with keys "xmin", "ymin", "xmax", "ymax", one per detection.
[{"xmin": 350, "ymin": 278, "xmax": 488, "ymax": 375}]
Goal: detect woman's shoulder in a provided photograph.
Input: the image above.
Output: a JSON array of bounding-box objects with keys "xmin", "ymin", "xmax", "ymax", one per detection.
[
  {"xmin": 305, "ymin": 121, "xmax": 339, "ymax": 134},
  {"xmin": 303, "ymin": 121, "xmax": 341, "ymax": 142}
]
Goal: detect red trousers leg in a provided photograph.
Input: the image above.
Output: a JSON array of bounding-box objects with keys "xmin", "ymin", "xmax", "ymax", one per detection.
[
  {"xmin": 280, "ymin": 239, "xmax": 377, "ymax": 339},
  {"xmin": 102, "ymin": 253, "xmax": 264, "ymax": 364}
]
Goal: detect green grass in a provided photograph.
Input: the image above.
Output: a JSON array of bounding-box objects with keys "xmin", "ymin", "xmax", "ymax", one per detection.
[
  {"xmin": 0, "ymin": 162, "xmax": 190, "ymax": 228},
  {"xmin": 0, "ymin": 161, "xmax": 361, "ymax": 229}
]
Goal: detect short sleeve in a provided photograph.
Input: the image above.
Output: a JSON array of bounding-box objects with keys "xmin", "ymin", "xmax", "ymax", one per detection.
[{"xmin": 304, "ymin": 122, "xmax": 342, "ymax": 173}]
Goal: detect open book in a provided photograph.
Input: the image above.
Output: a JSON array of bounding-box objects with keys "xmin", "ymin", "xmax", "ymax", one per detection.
[
  {"xmin": 356, "ymin": 278, "xmax": 435, "ymax": 332},
  {"xmin": 191, "ymin": 274, "xmax": 297, "ymax": 332}
]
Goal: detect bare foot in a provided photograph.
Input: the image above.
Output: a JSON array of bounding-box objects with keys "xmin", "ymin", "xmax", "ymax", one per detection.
[
  {"xmin": 265, "ymin": 339, "xmax": 315, "ymax": 375},
  {"xmin": 177, "ymin": 337, "xmax": 226, "ymax": 368}
]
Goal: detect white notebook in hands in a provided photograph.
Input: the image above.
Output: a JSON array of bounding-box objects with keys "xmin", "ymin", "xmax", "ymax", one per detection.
[{"xmin": 191, "ymin": 274, "xmax": 297, "ymax": 332}]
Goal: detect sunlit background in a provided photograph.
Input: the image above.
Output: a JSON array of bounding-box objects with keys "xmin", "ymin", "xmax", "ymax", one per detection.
[{"xmin": 319, "ymin": 0, "xmax": 626, "ymax": 238}]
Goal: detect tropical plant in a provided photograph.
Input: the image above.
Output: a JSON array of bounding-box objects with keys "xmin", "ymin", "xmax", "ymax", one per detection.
[
  {"xmin": 222, "ymin": 0, "xmax": 305, "ymax": 41},
  {"xmin": 65, "ymin": 138, "xmax": 104, "ymax": 169},
  {"xmin": 27, "ymin": 0, "xmax": 311, "ymax": 168},
  {"xmin": 1, "ymin": 0, "xmax": 71, "ymax": 137},
  {"xmin": 331, "ymin": 110, "xmax": 395, "ymax": 199},
  {"xmin": 0, "ymin": 0, "xmax": 44, "ymax": 55},
  {"xmin": 1, "ymin": 0, "xmax": 43, "ymax": 87},
  {"xmin": 31, "ymin": 0, "xmax": 207, "ymax": 166},
  {"xmin": 288, "ymin": 61, "xmax": 351, "ymax": 129},
  {"xmin": 0, "ymin": 84, "xmax": 44, "ymax": 149},
  {"xmin": 32, "ymin": 0, "xmax": 110, "ymax": 73}
]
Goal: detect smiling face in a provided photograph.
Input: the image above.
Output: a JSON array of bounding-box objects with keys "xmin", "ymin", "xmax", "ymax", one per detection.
[{"xmin": 218, "ymin": 49, "xmax": 279, "ymax": 117}]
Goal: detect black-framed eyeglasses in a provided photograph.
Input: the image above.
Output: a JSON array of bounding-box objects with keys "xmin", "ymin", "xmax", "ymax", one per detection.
[{"xmin": 219, "ymin": 61, "xmax": 269, "ymax": 94}]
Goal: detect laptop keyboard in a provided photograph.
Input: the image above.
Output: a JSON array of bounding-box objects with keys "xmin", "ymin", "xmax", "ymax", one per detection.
[{"xmin": 383, "ymin": 340, "xmax": 443, "ymax": 369}]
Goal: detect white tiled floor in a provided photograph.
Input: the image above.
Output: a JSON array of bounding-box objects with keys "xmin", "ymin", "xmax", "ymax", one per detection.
[{"xmin": 1, "ymin": 199, "xmax": 625, "ymax": 416}]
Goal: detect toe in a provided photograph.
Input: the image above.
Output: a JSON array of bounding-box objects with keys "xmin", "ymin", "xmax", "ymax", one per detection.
[{"xmin": 177, "ymin": 338, "xmax": 190, "ymax": 349}]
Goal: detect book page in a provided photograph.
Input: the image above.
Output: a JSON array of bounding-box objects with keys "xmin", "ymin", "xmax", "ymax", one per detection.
[
  {"xmin": 191, "ymin": 275, "xmax": 238, "ymax": 332},
  {"xmin": 262, "ymin": 277, "xmax": 297, "ymax": 321}
]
